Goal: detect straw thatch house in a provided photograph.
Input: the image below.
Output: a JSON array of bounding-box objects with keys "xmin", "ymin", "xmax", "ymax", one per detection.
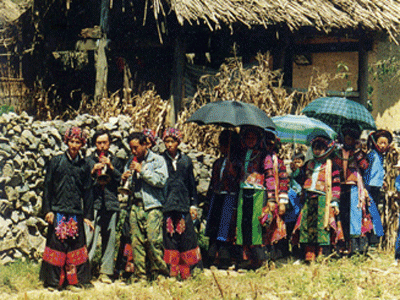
[{"xmin": 2, "ymin": 0, "xmax": 400, "ymax": 128}]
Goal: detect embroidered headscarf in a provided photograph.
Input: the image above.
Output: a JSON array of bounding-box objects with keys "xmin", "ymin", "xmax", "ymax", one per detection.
[
  {"xmin": 143, "ymin": 128, "xmax": 157, "ymax": 146},
  {"xmin": 64, "ymin": 126, "xmax": 87, "ymax": 146},
  {"xmin": 163, "ymin": 127, "xmax": 182, "ymax": 143},
  {"xmin": 310, "ymin": 136, "xmax": 336, "ymax": 160}
]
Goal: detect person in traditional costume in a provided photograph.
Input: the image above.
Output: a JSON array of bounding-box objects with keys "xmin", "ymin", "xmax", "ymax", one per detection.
[
  {"xmin": 161, "ymin": 128, "xmax": 202, "ymax": 279},
  {"xmin": 363, "ymin": 130, "xmax": 391, "ymax": 245},
  {"xmin": 332, "ymin": 123, "xmax": 373, "ymax": 256},
  {"xmin": 205, "ymin": 129, "xmax": 241, "ymax": 269},
  {"xmin": 143, "ymin": 128, "xmax": 157, "ymax": 149},
  {"xmin": 236, "ymin": 126, "xmax": 267, "ymax": 269},
  {"xmin": 259, "ymin": 132, "xmax": 290, "ymax": 260},
  {"xmin": 40, "ymin": 126, "xmax": 93, "ymax": 290},
  {"xmin": 291, "ymin": 134, "xmax": 342, "ymax": 262}
]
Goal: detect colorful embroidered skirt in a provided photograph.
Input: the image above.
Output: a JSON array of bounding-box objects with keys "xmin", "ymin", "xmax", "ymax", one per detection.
[
  {"xmin": 236, "ymin": 188, "xmax": 265, "ymax": 246},
  {"xmin": 298, "ymin": 194, "xmax": 330, "ymax": 246},
  {"xmin": 40, "ymin": 213, "xmax": 90, "ymax": 288},
  {"xmin": 163, "ymin": 211, "xmax": 202, "ymax": 279}
]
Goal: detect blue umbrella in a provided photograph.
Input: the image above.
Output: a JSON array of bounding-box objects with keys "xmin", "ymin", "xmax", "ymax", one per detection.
[
  {"xmin": 272, "ymin": 114, "xmax": 337, "ymax": 144},
  {"xmin": 302, "ymin": 97, "xmax": 376, "ymax": 131}
]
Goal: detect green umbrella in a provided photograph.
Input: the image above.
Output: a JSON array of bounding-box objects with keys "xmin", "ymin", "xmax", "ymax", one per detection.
[
  {"xmin": 302, "ymin": 97, "xmax": 376, "ymax": 131},
  {"xmin": 272, "ymin": 114, "xmax": 337, "ymax": 144}
]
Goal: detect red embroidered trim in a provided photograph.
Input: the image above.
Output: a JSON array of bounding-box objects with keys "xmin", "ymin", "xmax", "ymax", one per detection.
[
  {"xmin": 42, "ymin": 246, "xmax": 66, "ymax": 267},
  {"xmin": 66, "ymin": 247, "xmax": 88, "ymax": 266},
  {"xmin": 60, "ymin": 269, "xmax": 65, "ymax": 286},
  {"xmin": 170, "ymin": 265, "xmax": 179, "ymax": 277},
  {"xmin": 180, "ymin": 247, "xmax": 201, "ymax": 266},
  {"xmin": 66, "ymin": 264, "xmax": 78, "ymax": 285},
  {"xmin": 164, "ymin": 249, "xmax": 180, "ymax": 265},
  {"xmin": 179, "ymin": 265, "xmax": 190, "ymax": 279}
]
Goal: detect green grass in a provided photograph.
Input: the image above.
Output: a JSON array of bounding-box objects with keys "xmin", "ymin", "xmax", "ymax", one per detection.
[
  {"xmin": 1, "ymin": 250, "xmax": 400, "ymax": 299},
  {"xmin": 0, "ymin": 259, "xmax": 41, "ymax": 294}
]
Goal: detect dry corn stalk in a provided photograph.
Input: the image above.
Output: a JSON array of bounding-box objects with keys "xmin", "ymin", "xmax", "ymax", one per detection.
[
  {"xmin": 383, "ymin": 145, "xmax": 400, "ymax": 250},
  {"xmin": 176, "ymin": 52, "xmax": 333, "ymax": 155}
]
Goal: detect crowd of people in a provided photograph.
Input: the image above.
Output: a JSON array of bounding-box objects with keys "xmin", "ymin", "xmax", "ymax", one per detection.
[{"xmin": 38, "ymin": 123, "xmax": 399, "ymax": 291}]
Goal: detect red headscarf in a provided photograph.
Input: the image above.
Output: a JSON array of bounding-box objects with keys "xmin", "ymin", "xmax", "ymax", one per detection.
[
  {"xmin": 64, "ymin": 126, "xmax": 87, "ymax": 146},
  {"xmin": 163, "ymin": 127, "xmax": 182, "ymax": 143},
  {"xmin": 143, "ymin": 128, "xmax": 157, "ymax": 146}
]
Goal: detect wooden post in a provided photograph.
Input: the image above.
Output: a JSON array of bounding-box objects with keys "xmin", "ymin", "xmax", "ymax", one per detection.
[
  {"xmin": 94, "ymin": 38, "xmax": 108, "ymax": 101},
  {"xmin": 358, "ymin": 39, "xmax": 369, "ymax": 106},
  {"xmin": 283, "ymin": 44, "xmax": 294, "ymax": 88},
  {"xmin": 169, "ymin": 28, "xmax": 186, "ymax": 125},
  {"xmin": 94, "ymin": 0, "xmax": 110, "ymax": 101}
]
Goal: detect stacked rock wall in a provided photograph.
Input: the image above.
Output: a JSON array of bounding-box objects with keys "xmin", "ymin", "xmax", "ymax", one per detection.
[{"xmin": 0, "ymin": 112, "xmax": 215, "ymax": 265}]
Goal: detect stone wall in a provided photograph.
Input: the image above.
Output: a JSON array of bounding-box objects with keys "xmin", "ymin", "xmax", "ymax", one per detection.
[{"xmin": 0, "ymin": 112, "xmax": 215, "ymax": 265}]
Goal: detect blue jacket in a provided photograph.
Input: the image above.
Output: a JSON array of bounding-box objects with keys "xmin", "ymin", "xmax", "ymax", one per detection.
[
  {"xmin": 125, "ymin": 150, "xmax": 168, "ymax": 211},
  {"xmin": 364, "ymin": 149, "xmax": 385, "ymax": 187}
]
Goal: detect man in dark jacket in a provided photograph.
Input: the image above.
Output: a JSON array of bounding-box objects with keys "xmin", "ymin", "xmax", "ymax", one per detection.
[
  {"xmin": 161, "ymin": 127, "xmax": 202, "ymax": 279},
  {"xmin": 86, "ymin": 129, "xmax": 125, "ymax": 283},
  {"xmin": 40, "ymin": 126, "xmax": 93, "ymax": 291}
]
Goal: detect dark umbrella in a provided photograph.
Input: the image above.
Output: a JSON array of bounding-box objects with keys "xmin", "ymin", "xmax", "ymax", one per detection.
[
  {"xmin": 302, "ymin": 97, "xmax": 376, "ymax": 131},
  {"xmin": 186, "ymin": 100, "xmax": 276, "ymax": 130}
]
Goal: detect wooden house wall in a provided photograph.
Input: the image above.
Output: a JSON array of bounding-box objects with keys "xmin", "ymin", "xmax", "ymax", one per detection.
[
  {"xmin": 292, "ymin": 51, "xmax": 359, "ymax": 92},
  {"xmin": 370, "ymin": 39, "xmax": 400, "ymax": 131}
]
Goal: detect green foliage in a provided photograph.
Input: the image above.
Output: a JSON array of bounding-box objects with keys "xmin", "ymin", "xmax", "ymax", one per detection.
[
  {"xmin": 369, "ymin": 57, "xmax": 400, "ymax": 82},
  {"xmin": 0, "ymin": 105, "xmax": 14, "ymax": 116}
]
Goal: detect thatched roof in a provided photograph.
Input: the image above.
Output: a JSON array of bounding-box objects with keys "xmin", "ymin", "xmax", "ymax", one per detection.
[
  {"xmin": 159, "ymin": 0, "xmax": 400, "ymax": 40},
  {"xmin": 0, "ymin": 0, "xmax": 31, "ymax": 27},
  {"xmin": 0, "ymin": 0, "xmax": 25, "ymax": 26}
]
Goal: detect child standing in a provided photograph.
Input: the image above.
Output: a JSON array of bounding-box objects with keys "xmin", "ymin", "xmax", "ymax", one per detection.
[
  {"xmin": 363, "ymin": 130, "xmax": 391, "ymax": 244},
  {"xmin": 162, "ymin": 128, "xmax": 202, "ymax": 279},
  {"xmin": 285, "ymin": 151, "xmax": 306, "ymax": 258},
  {"xmin": 292, "ymin": 135, "xmax": 341, "ymax": 262}
]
